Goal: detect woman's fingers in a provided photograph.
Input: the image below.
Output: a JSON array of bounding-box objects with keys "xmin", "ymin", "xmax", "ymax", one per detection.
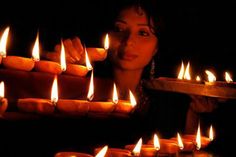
[
  {"xmin": 72, "ymin": 37, "xmax": 84, "ymax": 57},
  {"xmin": 63, "ymin": 39, "xmax": 81, "ymax": 62},
  {"xmin": 46, "ymin": 37, "xmax": 107, "ymax": 64}
]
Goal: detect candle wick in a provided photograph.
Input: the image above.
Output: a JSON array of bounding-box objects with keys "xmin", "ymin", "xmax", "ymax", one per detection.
[
  {"xmin": 32, "ymin": 57, "xmax": 39, "ymax": 62},
  {"xmin": 0, "ymin": 51, "xmax": 6, "ymax": 57},
  {"xmin": 87, "ymin": 94, "xmax": 94, "ymax": 101},
  {"xmin": 51, "ymin": 98, "xmax": 57, "ymax": 106}
]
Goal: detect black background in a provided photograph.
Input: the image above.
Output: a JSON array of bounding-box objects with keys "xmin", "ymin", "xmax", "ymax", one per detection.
[
  {"xmin": 1, "ymin": 0, "xmax": 236, "ymax": 78},
  {"xmin": 1, "ymin": 1, "xmax": 236, "ymax": 156}
]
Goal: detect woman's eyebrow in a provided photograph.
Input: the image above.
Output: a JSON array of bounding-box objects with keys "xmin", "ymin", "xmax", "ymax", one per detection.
[
  {"xmin": 137, "ymin": 23, "xmax": 149, "ymax": 27},
  {"xmin": 115, "ymin": 19, "xmax": 127, "ymax": 24},
  {"xmin": 115, "ymin": 19, "xmax": 149, "ymax": 27}
]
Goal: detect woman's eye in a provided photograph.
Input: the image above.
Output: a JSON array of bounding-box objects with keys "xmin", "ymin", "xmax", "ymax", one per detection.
[
  {"xmin": 139, "ymin": 30, "xmax": 150, "ymax": 36},
  {"xmin": 114, "ymin": 26, "xmax": 125, "ymax": 32}
]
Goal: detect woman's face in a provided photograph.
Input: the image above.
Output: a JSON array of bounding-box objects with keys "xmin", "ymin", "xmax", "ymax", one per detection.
[{"xmin": 109, "ymin": 6, "xmax": 158, "ymax": 71}]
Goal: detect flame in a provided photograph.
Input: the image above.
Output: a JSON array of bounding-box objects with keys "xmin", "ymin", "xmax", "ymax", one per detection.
[
  {"xmin": 0, "ymin": 81, "xmax": 5, "ymax": 98},
  {"xmin": 177, "ymin": 133, "xmax": 184, "ymax": 150},
  {"xmin": 129, "ymin": 90, "xmax": 137, "ymax": 107},
  {"xmin": 225, "ymin": 72, "xmax": 233, "ymax": 83},
  {"xmin": 112, "ymin": 83, "xmax": 118, "ymax": 104},
  {"xmin": 196, "ymin": 76, "xmax": 201, "ymax": 82},
  {"xmin": 87, "ymin": 71, "xmax": 94, "ymax": 101},
  {"xmin": 60, "ymin": 40, "xmax": 66, "ymax": 71},
  {"xmin": 153, "ymin": 134, "xmax": 160, "ymax": 150},
  {"xmin": 177, "ymin": 61, "xmax": 191, "ymax": 80},
  {"xmin": 104, "ymin": 33, "xmax": 109, "ymax": 50},
  {"xmin": 177, "ymin": 61, "xmax": 185, "ymax": 79},
  {"xmin": 183, "ymin": 62, "xmax": 191, "ymax": 80},
  {"xmin": 133, "ymin": 138, "xmax": 142, "ymax": 156},
  {"xmin": 32, "ymin": 32, "xmax": 40, "ymax": 61},
  {"xmin": 51, "ymin": 75, "xmax": 58, "ymax": 105},
  {"xmin": 205, "ymin": 70, "xmax": 216, "ymax": 82},
  {"xmin": 209, "ymin": 125, "xmax": 214, "ymax": 141},
  {"xmin": 85, "ymin": 47, "xmax": 93, "ymax": 71},
  {"xmin": 95, "ymin": 145, "xmax": 108, "ymax": 157},
  {"xmin": 0, "ymin": 26, "xmax": 10, "ymax": 57},
  {"xmin": 196, "ymin": 123, "xmax": 201, "ymax": 150}
]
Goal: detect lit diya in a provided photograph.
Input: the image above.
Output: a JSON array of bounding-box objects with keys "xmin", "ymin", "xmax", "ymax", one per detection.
[
  {"xmin": 112, "ymin": 84, "xmax": 137, "ymax": 114},
  {"xmin": 1, "ymin": 26, "xmax": 35, "ymax": 71},
  {"xmin": 57, "ymin": 79, "xmax": 136, "ymax": 116},
  {"xmin": 17, "ymin": 75, "xmax": 58, "ymax": 114},
  {"xmin": 125, "ymin": 136, "xmax": 160, "ymax": 157},
  {"xmin": 205, "ymin": 70, "xmax": 236, "ymax": 87},
  {"xmin": 144, "ymin": 63, "xmax": 236, "ymax": 99},
  {"xmin": 64, "ymin": 34, "xmax": 109, "ymax": 76},
  {"xmin": 94, "ymin": 146, "xmax": 108, "ymax": 157},
  {"xmin": 56, "ymin": 70, "xmax": 113, "ymax": 115},
  {"xmin": 94, "ymin": 147, "xmax": 131, "ymax": 157},
  {"xmin": 147, "ymin": 134, "xmax": 179, "ymax": 155},
  {"xmin": 182, "ymin": 124, "xmax": 214, "ymax": 150},
  {"xmin": 33, "ymin": 35, "xmax": 63, "ymax": 74},
  {"xmin": 170, "ymin": 132, "xmax": 194, "ymax": 152},
  {"xmin": 176, "ymin": 61, "xmax": 202, "ymax": 83},
  {"xmin": 0, "ymin": 26, "xmax": 9, "ymax": 64},
  {"xmin": 54, "ymin": 152, "xmax": 93, "ymax": 157},
  {"xmin": 0, "ymin": 81, "xmax": 8, "ymax": 115},
  {"xmin": 81, "ymin": 33, "xmax": 109, "ymax": 64},
  {"xmin": 63, "ymin": 46, "xmax": 91, "ymax": 77}
]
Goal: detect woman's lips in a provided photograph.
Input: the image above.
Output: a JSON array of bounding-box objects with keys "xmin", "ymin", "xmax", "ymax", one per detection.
[{"xmin": 120, "ymin": 53, "xmax": 138, "ymax": 61}]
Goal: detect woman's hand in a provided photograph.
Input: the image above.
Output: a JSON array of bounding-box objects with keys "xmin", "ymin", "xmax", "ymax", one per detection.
[{"xmin": 43, "ymin": 37, "xmax": 107, "ymax": 64}]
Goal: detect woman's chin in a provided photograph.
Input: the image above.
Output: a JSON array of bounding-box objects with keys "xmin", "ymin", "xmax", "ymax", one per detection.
[{"xmin": 117, "ymin": 62, "xmax": 143, "ymax": 71}]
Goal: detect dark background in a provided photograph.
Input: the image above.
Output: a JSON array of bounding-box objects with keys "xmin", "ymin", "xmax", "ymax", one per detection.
[
  {"xmin": 1, "ymin": 1, "xmax": 236, "ymax": 156},
  {"xmin": 1, "ymin": 0, "xmax": 236, "ymax": 78}
]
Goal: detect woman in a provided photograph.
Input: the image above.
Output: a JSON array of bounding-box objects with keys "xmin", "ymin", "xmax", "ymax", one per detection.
[
  {"xmin": 44, "ymin": 0, "xmax": 216, "ymax": 135},
  {"xmin": 45, "ymin": 0, "xmax": 161, "ymax": 114}
]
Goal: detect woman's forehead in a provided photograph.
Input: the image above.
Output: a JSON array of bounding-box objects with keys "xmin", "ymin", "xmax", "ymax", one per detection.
[{"xmin": 116, "ymin": 6, "xmax": 149, "ymax": 24}]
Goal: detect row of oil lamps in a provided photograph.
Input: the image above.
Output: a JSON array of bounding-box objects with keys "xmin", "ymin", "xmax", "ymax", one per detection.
[
  {"xmin": 54, "ymin": 124, "xmax": 214, "ymax": 157},
  {"xmin": 177, "ymin": 61, "xmax": 234, "ymax": 85},
  {"xmin": 0, "ymin": 26, "xmax": 109, "ymax": 76},
  {"xmin": 0, "ymin": 26, "xmax": 137, "ymax": 115}
]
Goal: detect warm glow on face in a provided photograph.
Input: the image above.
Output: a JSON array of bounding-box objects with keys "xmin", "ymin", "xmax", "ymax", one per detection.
[
  {"xmin": 196, "ymin": 123, "xmax": 201, "ymax": 150},
  {"xmin": 32, "ymin": 32, "xmax": 40, "ymax": 61},
  {"xmin": 87, "ymin": 71, "xmax": 94, "ymax": 101},
  {"xmin": 0, "ymin": 26, "xmax": 10, "ymax": 57},
  {"xmin": 112, "ymin": 83, "xmax": 118, "ymax": 104},
  {"xmin": 153, "ymin": 134, "xmax": 160, "ymax": 150},
  {"xmin": 177, "ymin": 61, "xmax": 185, "ymax": 79},
  {"xmin": 51, "ymin": 76, "xmax": 58, "ymax": 104},
  {"xmin": 129, "ymin": 90, "xmax": 137, "ymax": 107},
  {"xmin": 205, "ymin": 70, "xmax": 216, "ymax": 82},
  {"xmin": 183, "ymin": 62, "xmax": 191, "ymax": 80},
  {"xmin": 225, "ymin": 72, "xmax": 233, "ymax": 83},
  {"xmin": 196, "ymin": 76, "xmax": 201, "ymax": 82},
  {"xmin": 133, "ymin": 138, "xmax": 142, "ymax": 156},
  {"xmin": 209, "ymin": 125, "xmax": 214, "ymax": 141},
  {"xmin": 95, "ymin": 145, "xmax": 108, "ymax": 157},
  {"xmin": 104, "ymin": 33, "xmax": 109, "ymax": 50},
  {"xmin": 177, "ymin": 133, "xmax": 184, "ymax": 150},
  {"xmin": 0, "ymin": 81, "xmax": 5, "ymax": 98},
  {"xmin": 60, "ymin": 40, "xmax": 66, "ymax": 71}
]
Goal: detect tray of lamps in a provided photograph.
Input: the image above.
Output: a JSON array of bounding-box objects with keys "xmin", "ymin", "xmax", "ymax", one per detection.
[{"xmin": 144, "ymin": 77, "xmax": 236, "ymax": 99}]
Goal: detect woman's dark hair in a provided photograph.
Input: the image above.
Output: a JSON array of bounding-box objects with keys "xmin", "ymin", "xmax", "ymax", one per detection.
[
  {"xmin": 105, "ymin": 0, "xmax": 163, "ymax": 39},
  {"xmin": 96, "ymin": 0, "xmax": 165, "ymax": 79}
]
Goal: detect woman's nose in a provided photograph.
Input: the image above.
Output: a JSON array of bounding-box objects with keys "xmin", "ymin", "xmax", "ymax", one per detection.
[{"xmin": 122, "ymin": 32, "xmax": 135, "ymax": 46}]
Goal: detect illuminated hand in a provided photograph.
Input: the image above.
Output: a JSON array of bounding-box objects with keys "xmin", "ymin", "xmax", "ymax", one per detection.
[{"xmin": 43, "ymin": 37, "xmax": 107, "ymax": 64}]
